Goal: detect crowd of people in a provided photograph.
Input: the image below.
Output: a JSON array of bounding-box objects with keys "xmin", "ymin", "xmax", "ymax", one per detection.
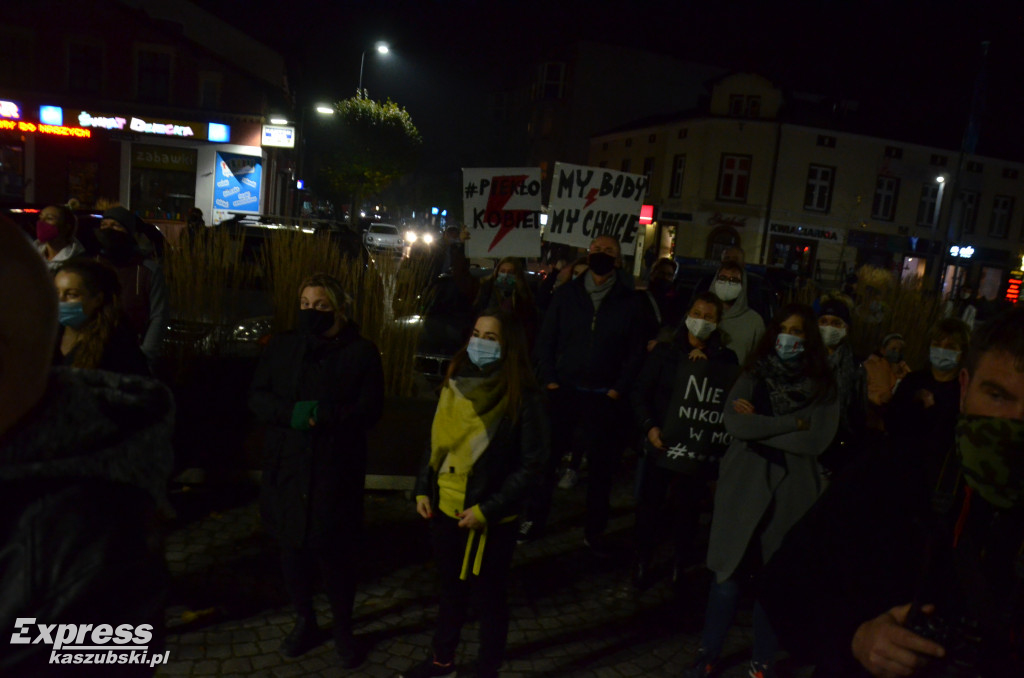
[{"xmin": 2, "ymin": 213, "xmax": 1021, "ymax": 678}]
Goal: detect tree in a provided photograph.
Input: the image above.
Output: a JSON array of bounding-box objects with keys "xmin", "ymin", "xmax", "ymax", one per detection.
[{"xmin": 314, "ymin": 97, "xmax": 422, "ymax": 224}]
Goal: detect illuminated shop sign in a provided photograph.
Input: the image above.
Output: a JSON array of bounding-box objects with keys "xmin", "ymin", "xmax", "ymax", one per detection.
[
  {"xmin": 638, "ymin": 204, "xmax": 654, "ymax": 225},
  {"xmin": 1007, "ymin": 270, "xmax": 1023, "ymax": 304},
  {"xmin": 0, "ymin": 119, "xmax": 91, "ymax": 138},
  {"xmin": 769, "ymin": 222, "xmax": 843, "ymax": 242},
  {"xmin": 39, "ymin": 106, "xmax": 63, "ymax": 125},
  {"xmin": 261, "ymin": 124, "xmax": 295, "ymax": 148},
  {"xmin": 949, "ymin": 245, "xmax": 975, "ymax": 259},
  {"xmin": 73, "ymin": 111, "xmax": 230, "ymax": 142},
  {"xmin": 1, "ymin": 100, "xmax": 22, "ymax": 119}
]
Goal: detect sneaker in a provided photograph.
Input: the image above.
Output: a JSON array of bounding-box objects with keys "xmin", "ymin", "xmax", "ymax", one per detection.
[
  {"xmin": 557, "ymin": 468, "xmax": 578, "ymax": 489},
  {"xmin": 681, "ymin": 648, "xmax": 719, "ymax": 678},
  {"xmin": 399, "ymin": 656, "xmax": 456, "ymax": 678},
  {"xmin": 748, "ymin": 660, "xmax": 777, "ymax": 678},
  {"xmin": 279, "ymin": 616, "xmax": 319, "ymax": 658},
  {"xmin": 516, "ymin": 520, "xmax": 534, "ymax": 545}
]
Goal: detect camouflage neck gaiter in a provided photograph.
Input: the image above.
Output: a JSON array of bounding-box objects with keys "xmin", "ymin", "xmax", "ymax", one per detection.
[{"xmin": 955, "ymin": 414, "xmax": 1024, "ymax": 509}]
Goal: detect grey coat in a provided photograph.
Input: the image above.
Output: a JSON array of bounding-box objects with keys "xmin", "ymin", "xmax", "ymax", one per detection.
[{"xmin": 706, "ymin": 371, "xmax": 839, "ymax": 583}]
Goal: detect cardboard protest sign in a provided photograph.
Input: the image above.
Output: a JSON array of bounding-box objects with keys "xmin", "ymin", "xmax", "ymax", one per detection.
[
  {"xmin": 545, "ymin": 162, "xmax": 649, "ymax": 256},
  {"xmin": 654, "ymin": 359, "xmax": 741, "ymax": 472},
  {"xmin": 462, "ymin": 168, "xmax": 542, "ymax": 258}
]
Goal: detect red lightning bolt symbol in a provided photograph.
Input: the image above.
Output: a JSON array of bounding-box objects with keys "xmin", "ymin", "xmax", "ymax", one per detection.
[
  {"xmin": 583, "ymin": 187, "xmax": 599, "ymax": 209},
  {"xmin": 484, "ymin": 175, "xmax": 530, "ymax": 252}
]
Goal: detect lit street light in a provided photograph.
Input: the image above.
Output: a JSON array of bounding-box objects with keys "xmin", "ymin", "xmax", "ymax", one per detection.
[
  {"xmin": 315, "ymin": 104, "xmax": 335, "ymax": 115},
  {"xmin": 357, "ymin": 41, "xmax": 391, "ymax": 98}
]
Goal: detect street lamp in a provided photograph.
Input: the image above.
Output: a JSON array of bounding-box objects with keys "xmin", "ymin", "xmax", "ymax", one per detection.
[
  {"xmin": 357, "ymin": 41, "xmax": 390, "ymax": 98},
  {"xmin": 295, "ymin": 103, "xmax": 339, "ymax": 217}
]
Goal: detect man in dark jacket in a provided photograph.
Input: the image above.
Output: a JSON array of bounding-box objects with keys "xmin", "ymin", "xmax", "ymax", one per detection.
[
  {"xmin": 760, "ymin": 307, "xmax": 1024, "ymax": 677},
  {"xmin": 526, "ymin": 235, "xmax": 647, "ymax": 553},
  {"xmin": 248, "ymin": 275, "xmax": 385, "ymax": 667},
  {"xmin": 0, "ymin": 221, "xmax": 174, "ymax": 677}
]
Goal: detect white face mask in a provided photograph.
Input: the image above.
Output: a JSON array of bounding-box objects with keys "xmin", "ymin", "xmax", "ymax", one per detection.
[
  {"xmin": 712, "ymin": 279, "xmax": 742, "ymax": 301},
  {"xmin": 685, "ymin": 317, "xmax": 716, "ymax": 341},
  {"xmin": 819, "ymin": 325, "xmax": 847, "ymax": 348}
]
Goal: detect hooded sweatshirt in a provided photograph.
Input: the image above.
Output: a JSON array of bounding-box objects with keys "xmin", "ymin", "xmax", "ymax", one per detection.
[
  {"xmin": 718, "ymin": 269, "xmax": 765, "ymax": 364},
  {"xmin": 0, "ymin": 368, "xmax": 174, "ymax": 674}
]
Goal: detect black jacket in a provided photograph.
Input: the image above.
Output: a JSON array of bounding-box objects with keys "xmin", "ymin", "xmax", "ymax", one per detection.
[
  {"xmin": 55, "ymin": 320, "xmax": 149, "ymax": 376},
  {"xmin": 249, "ymin": 323, "xmax": 384, "ymax": 549},
  {"xmin": 415, "ymin": 387, "xmax": 549, "ymax": 522},
  {"xmin": 759, "ymin": 442, "xmax": 1024, "ymax": 676},
  {"xmin": 0, "ymin": 369, "xmax": 174, "ymax": 677},
  {"xmin": 631, "ymin": 330, "xmax": 738, "ymax": 436},
  {"xmin": 535, "ymin": 273, "xmax": 647, "ymax": 393}
]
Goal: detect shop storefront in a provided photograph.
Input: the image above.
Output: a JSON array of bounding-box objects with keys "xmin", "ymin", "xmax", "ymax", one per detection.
[{"xmin": 766, "ymin": 222, "xmax": 845, "ymax": 276}]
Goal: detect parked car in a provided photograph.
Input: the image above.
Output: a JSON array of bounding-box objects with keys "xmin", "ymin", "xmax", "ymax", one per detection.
[{"xmin": 363, "ymin": 222, "xmax": 405, "ymax": 254}]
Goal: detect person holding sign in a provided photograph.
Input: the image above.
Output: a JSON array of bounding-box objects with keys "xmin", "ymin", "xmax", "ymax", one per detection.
[
  {"xmin": 526, "ymin": 235, "xmax": 647, "ymax": 553},
  {"xmin": 685, "ymin": 304, "xmax": 838, "ymax": 678},
  {"xmin": 630, "ymin": 291, "xmax": 739, "ymax": 590},
  {"xmin": 405, "ymin": 309, "xmax": 549, "ymax": 678}
]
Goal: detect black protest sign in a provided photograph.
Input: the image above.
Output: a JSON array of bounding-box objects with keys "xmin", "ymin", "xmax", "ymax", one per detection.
[{"xmin": 654, "ymin": 359, "xmax": 741, "ymax": 472}]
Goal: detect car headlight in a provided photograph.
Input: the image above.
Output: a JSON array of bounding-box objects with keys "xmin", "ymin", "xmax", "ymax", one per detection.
[
  {"xmin": 405, "ymin": 231, "xmax": 417, "ymax": 243},
  {"xmin": 232, "ymin": 316, "xmax": 273, "ymax": 342},
  {"xmin": 422, "ymin": 233, "xmax": 434, "ymax": 244}
]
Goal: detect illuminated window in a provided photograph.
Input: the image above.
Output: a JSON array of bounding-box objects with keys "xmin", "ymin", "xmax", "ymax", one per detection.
[
  {"xmin": 717, "ymin": 154, "xmax": 751, "ymax": 202},
  {"xmin": 872, "ymin": 176, "xmax": 900, "ymax": 221},
  {"xmin": 804, "ymin": 165, "xmax": 834, "ymax": 212}
]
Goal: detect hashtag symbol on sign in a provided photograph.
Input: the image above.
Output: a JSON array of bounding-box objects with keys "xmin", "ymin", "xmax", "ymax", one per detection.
[
  {"xmin": 665, "ymin": 444, "xmax": 689, "ymax": 460},
  {"xmin": 465, "ymin": 182, "xmax": 478, "ymax": 198}
]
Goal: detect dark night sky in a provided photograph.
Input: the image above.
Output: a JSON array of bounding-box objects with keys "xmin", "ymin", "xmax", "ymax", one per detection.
[{"xmin": 195, "ymin": 0, "xmax": 1024, "ymax": 161}]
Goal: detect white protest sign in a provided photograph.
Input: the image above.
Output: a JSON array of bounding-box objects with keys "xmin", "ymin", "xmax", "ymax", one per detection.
[
  {"xmin": 545, "ymin": 162, "xmax": 648, "ymax": 255},
  {"xmin": 462, "ymin": 168, "xmax": 542, "ymax": 258}
]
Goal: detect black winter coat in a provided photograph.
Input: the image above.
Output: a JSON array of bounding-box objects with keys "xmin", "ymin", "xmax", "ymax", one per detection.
[
  {"xmin": 415, "ymin": 388, "xmax": 549, "ymax": 522},
  {"xmin": 631, "ymin": 330, "xmax": 738, "ymax": 436},
  {"xmin": 249, "ymin": 323, "xmax": 384, "ymax": 549},
  {"xmin": 535, "ymin": 274, "xmax": 647, "ymax": 393}
]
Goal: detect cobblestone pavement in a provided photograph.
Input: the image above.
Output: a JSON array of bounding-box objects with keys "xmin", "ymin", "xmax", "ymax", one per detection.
[{"xmin": 157, "ymin": 471, "xmax": 815, "ymax": 678}]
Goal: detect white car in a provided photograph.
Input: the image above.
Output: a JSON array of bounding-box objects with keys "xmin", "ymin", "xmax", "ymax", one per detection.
[{"xmin": 363, "ymin": 223, "xmax": 404, "ymax": 252}]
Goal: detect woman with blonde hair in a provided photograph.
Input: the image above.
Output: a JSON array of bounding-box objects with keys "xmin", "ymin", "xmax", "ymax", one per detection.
[{"xmin": 249, "ymin": 273, "xmax": 384, "ymax": 668}]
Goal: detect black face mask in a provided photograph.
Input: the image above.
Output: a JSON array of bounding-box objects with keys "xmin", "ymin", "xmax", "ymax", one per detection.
[
  {"xmin": 297, "ymin": 309, "xmax": 336, "ymax": 336},
  {"xmin": 97, "ymin": 229, "xmax": 138, "ymax": 263},
  {"xmin": 588, "ymin": 252, "xmax": 616, "ymax": 276}
]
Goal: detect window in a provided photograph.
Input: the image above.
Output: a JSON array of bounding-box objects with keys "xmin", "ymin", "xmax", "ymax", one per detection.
[
  {"xmin": 989, "ymin": 196, "xmax": 1013, "ymax": 238},
  {"xmin": 68, "ymin": 43, "xmax": 102, "ymax": 94},
  {"xmin": 1003, "ymin": 168, "xmax": 1019, "ymax": 180},
  {"xmin": 917, "ymin": 183, "xmax": 941, "ymax": 227},
  {"xmin": 678, "ymin": 128, "xmax": 688, "ymax": 139},
  {"xmin": 136, "ymin": 48, "xmax": 172, "ymax": 104},
  {"xmin": 884, "ymin": 146, "xmax": 903, "ymax": 159},
  {"xmin": 872, "ymin": 176, "xmax": 900, "ymax": 220},
  {"xmin": 816, "ymin": 135, "xmax": 836, "ymax": 148},
  {"xmin": 624, "ymin": 138, "xmax": 632, "ymax": 148},
  {"xmin": 717, "ymin": 154, "xmax": 751, "ymax": 202},
  {"xmin": 930, "ymin": 154, "xmax": 948, "ymax": 166},
  {"xmin": 536, "ymin": 62, "xmax": 565, "ymax": 100},
  {"xmin": 967, "ymin": 161, "xmax": 984, "ymax": 173},
  {"xmin": 729, "ymin": 95, "xmax": 745, "ymax": 116},
  {"xmin": 958, "ymin": 190, "xmax": 979, "ymax": 234},
  {"xmin": 746, "ymin": 96, "xmax": 761, "ymax": 117},
  {"xmin": 804, "ymin": 164, "xmax": 835, "ymax": 212},
  {"xmin": 602, "ymin": 142, "xmax": 608, "ymax": 151},
  {"xmin": 669, "ymin": 154, "xmax": 686, "ymax": 197},
  {"xmin": 199, "ymin": 73, "xmax": 221, "ymax": 110},
  {"xmin": 642, "ymin": 157, "xmax": 654, "ymax": 183},
  {"xmin": 620, "ymin": 158, "xmax": 631, "ymax": 173},
  {"xmin": 648, "ymin": 134, "xmax": 656, "ymax": 143}
]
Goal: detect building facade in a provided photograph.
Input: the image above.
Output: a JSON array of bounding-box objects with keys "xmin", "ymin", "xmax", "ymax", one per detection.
[
  {"xmin": 0, "ymin": 0, "xmax": 293, "ymax": 228},
  {"xmin": 589, "ymin": 73, "xmax": 1024, "ymax": 299}
]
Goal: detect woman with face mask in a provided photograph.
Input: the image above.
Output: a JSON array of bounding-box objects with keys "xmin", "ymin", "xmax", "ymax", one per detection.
[
  {"xmin": 473, "ymin": 257, "xmax": 539, "ymax": 348},
  {"xmin": 248, "ymin": 273, "xmax": 384, "ymax": 669},
  {"xmin": 53, "ymin": 258, "xmax": 148, "ymax": 375},
  {"xmin": 35, "ymin": 204, "xmax": 86, "ymax": 272},
  {"xmin": 403, "ymin": 309, "xmax": 548, "ymax": 678},
  {"xmin": 816, "ymin": 296, "xmax": 867, "ymax": 476},
  {"xmin": 685, "ymin": 303, "xmax": 838, "ymax": 678},
  {"xmin": 630, "ymin": 292, "xmax": 738, "ymax": 590},
  {"xmin": 885, "ymin": 318, "xmax": 970, "ymax": 458}
]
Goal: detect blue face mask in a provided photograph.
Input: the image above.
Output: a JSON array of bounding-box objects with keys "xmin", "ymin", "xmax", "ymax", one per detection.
[
  {"xmin": 495, "ymin": 272, "xmax": 516, "ymax": 294},
  {"xmin": 58, "ymin": 301, "xmax": 90, "ymax": 329},
  {"xmin": 467, "ymin": 336, "xmax": 502, "ymax": 368},
  {"xmin": 775, "ymin": 333, "xmax": 805, "ymax": 361},
  {"xmin": 930, "ymin": 346, "xmax": 961, "ymax": 372}
]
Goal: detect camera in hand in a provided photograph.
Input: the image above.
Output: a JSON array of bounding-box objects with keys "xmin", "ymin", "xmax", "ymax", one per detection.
[{"xmin": 907, "ymin": 612, "xmax": 986, "ymax": 678}]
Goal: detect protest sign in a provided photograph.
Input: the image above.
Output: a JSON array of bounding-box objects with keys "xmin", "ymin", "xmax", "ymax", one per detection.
[
  {"xmin": 545, "ymin": 162, "xmax": 648, "ymax": 255},
  {"xmin": 213, "ymin": 152, "xmax": 262, "ymax": 219},
  {"xmin": 654, "ymin": 359, "xmax": 741, "ymax": 472},
  {"xmin": 462, "ymin": 168, "xmax": 542, "ymax": 258}
]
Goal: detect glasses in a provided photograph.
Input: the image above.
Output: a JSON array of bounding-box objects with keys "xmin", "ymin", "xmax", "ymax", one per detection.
[{"xmin": 716, "ymin": 275, "xmax": 742, "ymax": 284}]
